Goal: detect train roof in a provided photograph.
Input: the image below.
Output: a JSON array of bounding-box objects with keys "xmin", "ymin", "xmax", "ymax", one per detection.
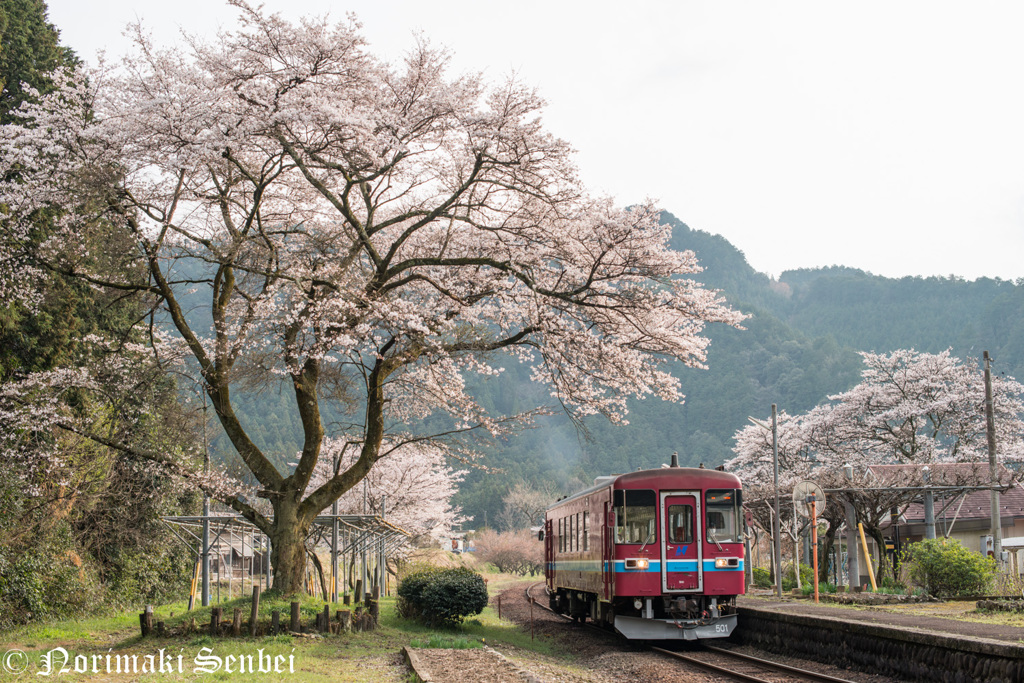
[{"xmin": 546, "ymin": 467, "xmax": 741, "ymax": 511}]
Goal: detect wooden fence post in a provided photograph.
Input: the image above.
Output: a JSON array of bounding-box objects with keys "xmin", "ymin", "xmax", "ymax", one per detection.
[
  {"xmin": 290, "ymin": 601, "xmax": 301, "ymax": 632},
  {"xmin": 250, "ymin": 587, "xmax": 261, "ymax": 636},
  {"xmin": 140, "ymin": 605, "xmax": 153, "ymax": 637}
]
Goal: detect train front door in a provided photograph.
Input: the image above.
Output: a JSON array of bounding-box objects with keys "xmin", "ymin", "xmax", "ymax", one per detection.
[{"xmin": 661, "ymin": 492, "xmax": 702, "ymax": 592}]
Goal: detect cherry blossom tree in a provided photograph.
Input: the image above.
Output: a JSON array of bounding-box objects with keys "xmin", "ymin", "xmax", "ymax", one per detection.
[
  {"xmin": 496, "ymin": 479, "xmax": 558, "ymax": 531},
  {"xmin": 0, "ymin": 2, "xmax": 742, "ymax": 592},
  {"xmin": 727, "ymin": 410, "xmax": 829, "ymax": 580},
  {"xmin": 730, "ymin": 349, "xmax": 1024, "ymax": 583},
  {"xmin": 473, "ymin": 528, "xmax": 544, "ymax": 576},
  {"xmin": 807, "ymin": 349, "xmax": 1024, "ymax": 470},
  {"xmin": 304, "ymin": 438, "xmax": 466, "ymax": 546}
]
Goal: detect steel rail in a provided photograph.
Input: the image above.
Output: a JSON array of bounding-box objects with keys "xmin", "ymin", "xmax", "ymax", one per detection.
[
  {"xmin": 704, "ymin": 645, "xmax": 859, "ymax": 683},
  {"xmin": 649, "ymin": 646, "xmax": 776, "ymax": 683},
  {"xmin": 526, "ymin": 583, "xmax": 857, "ymax": 683}
]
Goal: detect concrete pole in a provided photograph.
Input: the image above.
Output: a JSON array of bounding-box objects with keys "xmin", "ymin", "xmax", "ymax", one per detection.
[
  {"xmin": 923, "ymin": 466, "xmax": 936, "ymax": 540},
  {"xmin": 381, "ymin": 495, "xmax": 387, "ymax": 596},
  {"xmin": 361, "ymin": 480, "xmax": 368, "ymax": 598},
  {"xmin": 844, "ymin": 464, "xmax": 860, "ymax": 588},
  {"xmin": 201, "ymin": 394, "xmax": 210, "ymax": 607},
  {"xmin": 984, "ymin": 351, "xmax": 1002, "ymax": 562},
  {"xmin": 772, "ymin": 404, "xmax": 783, "ymax": 599},
  {"xmin": 331, "ymin": 453, "xmax": 340, "ymax": 603}
]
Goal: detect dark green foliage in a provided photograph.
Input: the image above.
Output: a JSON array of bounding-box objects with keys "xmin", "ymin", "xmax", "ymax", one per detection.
[
  {"xmin": 0, "ymin": 0, "xmax": 78, "ymax": 123},
  {"xmin": 0, "ymin": 1, "xmax": 199, "ymax": 625},
  {"xmin": 772, "ymin": 269, "xmax": 1024, "ymax": 380},
  {"xmin": 397, "ymin": 567, "xmax": 488, "ymax": 627},
  {"xmin": 781, "ymin": 563, "xmax": 815, "ymax": 591},
  {"xmin": 906, "ymin": 539, "xmax": 997, "ymax": 598},
  {"xmin": 396, "ymin": 566, "xmax": 442, "ymax": 620},
  {"xmin": 0, "ymin": 520, "xmax": 98, "ymax": 628},
  {"xmin": 752, "ymin": 566, "xmax": 772, "ymax": 588}
]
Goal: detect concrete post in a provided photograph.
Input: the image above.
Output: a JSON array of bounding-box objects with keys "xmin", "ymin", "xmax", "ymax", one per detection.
[
  {"xmin": 772, "ymin": 404, "xmax": 782, "ymax": 599},
  {"xmin": 844, "ymin": 464, "xmax": 861, "ymax": 588},
  {"xmin": 923, "ymin": 466, "xmax": 936, "ymax": 540}
]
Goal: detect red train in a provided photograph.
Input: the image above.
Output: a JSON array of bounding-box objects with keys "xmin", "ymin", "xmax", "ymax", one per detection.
[{"xmin": 542, "ymin": 462, "xmax": 744, "ymax": 640}]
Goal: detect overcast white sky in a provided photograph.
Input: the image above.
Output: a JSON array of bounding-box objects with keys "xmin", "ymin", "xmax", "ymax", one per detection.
[{"xmin": 46, "ymin": 0, "xmax": 1024, "ymax": 281}]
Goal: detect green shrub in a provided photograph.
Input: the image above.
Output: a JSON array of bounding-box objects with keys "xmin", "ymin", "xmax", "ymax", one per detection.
[
  {"xmin": 781, "ymin": 563, "xmax": 814, "ymax": 591},
  {"xmin": 0, "ymin": 523, "xmax": 100, "ymax": 628},
  {"xmin": 752, "ymin": 567, "xmax": 772, "ymax": 588},
  {"xmin": 801, "ymin": 582, "xmax": 837, "ymax": 596},
  {"xmin": 397, "ymin": 567, "xmax": 488, "ymax": 627},
  {"xmin": 396, "ymin": 566, "xmax": 442, "ymax": 620},
  {"xmin": 906, "ymin": 539, "xmax": 996, "ymax": 598},
  {"xmin": 878, "ymin": 574, "xmax": 908, "ymax": 594}
]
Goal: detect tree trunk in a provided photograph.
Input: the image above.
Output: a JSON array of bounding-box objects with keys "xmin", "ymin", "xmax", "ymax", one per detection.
[
  {"xmin": 820, "ymin": 527, "xmax": 836, "ymax": 583},
  {"xmin": 866, "ymin": 525, "xmax": 887, "ymax": 585},
  {"xmin": 309, "ymin": 550, "xmax": 329, "ymax": 600},
  {"xmin": 268, "ymin": 501, "xmax": 309, "ymax": 595}
]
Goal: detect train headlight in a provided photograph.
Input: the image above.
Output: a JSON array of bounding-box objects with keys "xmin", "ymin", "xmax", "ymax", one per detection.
[
  {"xmin": 624, "ymin": 558, "xmax": 650, "ymax": 570},
  {"xmin": 715, "ymin": 558, "xmax": 738, "ymax": 568}
]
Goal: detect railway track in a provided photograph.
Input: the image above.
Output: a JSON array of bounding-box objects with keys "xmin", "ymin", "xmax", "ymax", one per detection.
[{"xmin": 525, "ymin": 583, "xmax": 859, "ymax": 683}]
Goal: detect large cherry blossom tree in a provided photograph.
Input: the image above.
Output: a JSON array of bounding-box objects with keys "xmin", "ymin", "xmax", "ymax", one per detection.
[
  {"xmin": 0, "ymin": 2, "xmax": 742, "ymax": 592},
  {"xmin": 729, "ymin": 349, "xmax": 1024, "ymax": 581}
]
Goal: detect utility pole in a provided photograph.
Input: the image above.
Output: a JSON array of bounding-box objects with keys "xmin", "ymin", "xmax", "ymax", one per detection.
[
  {"xmin": 844, "ymin": 464, "xmax": 860, "ymax": 588},
  {"xmin": 984, "ymin": 351, "xmax": 1002, "ymax": 562},
  {"xmin": 922, "ymin": 466, "xmax": 935, "ymax": 540},
  {"xmin": 748, "ymin": 407, "xmax": 783, "ymax": 599},
  {"xmin": 331, "ymin": 452, "xmax": 340, "ymax": 603},
  {"xmin": 201, "ymin": 393, "xmax": 211, "ymax": 607},
  {"xmin": 772, "ymin": 404, "xmax": 783, "ymax": 599}
]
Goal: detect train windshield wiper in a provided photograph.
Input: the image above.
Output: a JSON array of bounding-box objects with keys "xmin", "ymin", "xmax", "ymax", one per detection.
[
  {"xmin": 638, "ymin": 529, "xmax": 655, "ymax": 554},
  {"xmin": 709, "ymin": 527, "xmax": 724, "ymax": 552}
]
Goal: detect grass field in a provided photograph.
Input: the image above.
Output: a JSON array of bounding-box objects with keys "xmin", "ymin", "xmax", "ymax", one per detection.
[{"xmin": 0, "ymin": 568, "xmax": 553, "ymax": 681}]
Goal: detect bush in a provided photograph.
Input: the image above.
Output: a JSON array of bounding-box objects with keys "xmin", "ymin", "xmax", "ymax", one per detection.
[
  {"xmin": 396, "ymin": 566, "xmax": 442, "ymax": 620},
  {"xmin": 781, "ymin": 563, "xmax": 815, "ymax": 591},
  {"xmin": 397, "ymin": 566, "xmax": 488, "ymax": 627},
  {"xmin": 906, "ymin": 538, "xmax": 997, "ymax": 598},
  {"xmin": 752, "ymin": 567, "xmax": 772, "ymax": 588}
]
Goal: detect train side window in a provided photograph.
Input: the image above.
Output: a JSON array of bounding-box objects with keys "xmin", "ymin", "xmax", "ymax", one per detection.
[
  {"xmin": 583, "ymin": 511, "xmax": 590, "ymax": 551},
  {"xmin": 559, "ymin": 518, "xmax": 564, "ymax": 552},
  {"xmin": 667, "ymin": 505, "xmax": 693, "ymax": 544},
  {"xmin": 613, "ymin": 489, "xmax": 657, "ymax": 544},
  {"xmin": 570, "ymin": 514, "xmax": 576, "ymax": 552},
  {"xmin": 575, "ymin": 512, "xmax": 581, "ymax": 552}
]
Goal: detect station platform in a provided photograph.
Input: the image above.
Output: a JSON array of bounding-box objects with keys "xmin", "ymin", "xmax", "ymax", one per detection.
[
  {"xmin": 738, "ymin": 591, "xmax": 1024, "ymax": 645},
  {"xmin": 734, "ymin": 591, "xmax": 1024, "ymax": 681}
]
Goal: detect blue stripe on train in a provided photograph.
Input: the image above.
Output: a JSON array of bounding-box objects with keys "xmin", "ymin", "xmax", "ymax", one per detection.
[{"xmin": 547, "ymin": 560, "xmax": 744, "ymax": 573}]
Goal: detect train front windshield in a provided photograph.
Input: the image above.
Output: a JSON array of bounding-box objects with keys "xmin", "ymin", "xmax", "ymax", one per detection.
[
  {"xmin": 705, "ymin": 489, "xmax": 743, "ymax": 544},
  {"xmin": 614, "ymin": 489, "xmax": 656, "ymax": 544}
]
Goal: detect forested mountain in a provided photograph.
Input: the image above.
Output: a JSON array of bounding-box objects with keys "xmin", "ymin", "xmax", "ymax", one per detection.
[
  {"xmin": 768, "ymin": 267, "xmax": 1024, "ymax": 380},
  {"xmin": 455, "ymin": 214, "xmax": 1024, "ymax": 525}
]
